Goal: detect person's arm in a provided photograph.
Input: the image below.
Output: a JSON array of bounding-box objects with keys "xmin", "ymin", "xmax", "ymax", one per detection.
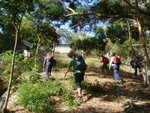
[
  {"xmin": 64, "ymin": 61, "xmax": 72, "ymax": 77},
  {"xmin": 109, "ymin": 57, "xmax": 113, "ymax": 70},
  {"xmin": 64, "ymin": 67, "xmax": 71, "ymax": 77}
]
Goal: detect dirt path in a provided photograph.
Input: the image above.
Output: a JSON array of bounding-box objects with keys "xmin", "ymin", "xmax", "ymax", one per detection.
[
  {"xmin": 7, "ymin": 65, "xmax": 150, "ymax": 113},
  {"xmin": 53, "ymin": 66, "xmax": 150, "ymax": 113}
]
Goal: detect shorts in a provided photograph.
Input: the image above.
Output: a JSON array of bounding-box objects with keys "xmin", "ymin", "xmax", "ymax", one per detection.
[{"xmin": 74, "ymin": 73, "xmax": 85, "ymax": 88}]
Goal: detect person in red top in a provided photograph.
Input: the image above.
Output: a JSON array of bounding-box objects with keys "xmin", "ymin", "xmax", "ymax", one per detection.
[{"xmin": 100, "ymin": 55, "xmax": 109, "ymax": 74}]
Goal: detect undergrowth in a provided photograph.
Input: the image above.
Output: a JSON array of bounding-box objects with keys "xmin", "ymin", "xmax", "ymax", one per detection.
[{"xmin": 17, "ymin": 77, "xmax": 78, "ymax": 113}]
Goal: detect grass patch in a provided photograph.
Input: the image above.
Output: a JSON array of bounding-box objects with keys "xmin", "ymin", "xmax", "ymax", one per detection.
[{"xmin": 17, "ymin": 78, "xmax": 78, "ymax": 113}]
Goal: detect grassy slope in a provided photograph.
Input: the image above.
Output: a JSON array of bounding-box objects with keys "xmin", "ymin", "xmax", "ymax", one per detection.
[{"xmin": 6, "ymin": 52, "xmax": 150, "ymax": 113}]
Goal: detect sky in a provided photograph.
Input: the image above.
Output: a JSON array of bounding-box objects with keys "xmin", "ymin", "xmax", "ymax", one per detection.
[{"xmin": 59, "ymin": 21, "xmax": 109, "ymax": 44}]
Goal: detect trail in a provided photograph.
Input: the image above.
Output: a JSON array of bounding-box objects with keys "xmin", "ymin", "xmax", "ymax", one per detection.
[
  {"xmin": 6, "ymin": 65, "xmax": 150, "ymax": 113},
  {"xmin": 53, "ymin": 66, "xmax": 150, "ymax": 113}
]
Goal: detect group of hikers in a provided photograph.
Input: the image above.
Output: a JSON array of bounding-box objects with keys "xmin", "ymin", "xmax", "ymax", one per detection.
[
  {"xmin": 100, "ymin": 53, "xmax": 141, "ymax": 78},
  {"xmin": 23, "ymin": 46, "xmax": 142, "ymax": 103}
]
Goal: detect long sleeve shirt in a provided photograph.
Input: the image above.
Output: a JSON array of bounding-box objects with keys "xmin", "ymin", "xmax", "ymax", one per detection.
[{"xmin": 109, "ymin": 56, "xmax": 115, "ymax": 69}]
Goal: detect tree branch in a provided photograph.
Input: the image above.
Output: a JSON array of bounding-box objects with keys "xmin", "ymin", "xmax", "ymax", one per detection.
[
  {"xmin": 65, "ymin": 12, "xmax": 133, "ymax": 19},
  {"xmin": 123, "ymin": 0, "xmax": 150, "ymax": 17}
]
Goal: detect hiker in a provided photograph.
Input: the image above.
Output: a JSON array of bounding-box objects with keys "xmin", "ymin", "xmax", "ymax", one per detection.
[
  {"xmin": 65, "ymin": 53, "xmax": 87, "ymax": 103},
  {"xmin": 109, "ymin": 53, "xmax": 121, "ymax": 83},
  {"xmin": 23, "ymin": 46, "xmax": 32, "ymax": 59},
  {"xmin": 43, "ymin": 52, "xmax": 56, "ymax": 80},
  {"xmin": 130, "ymin": 57, "xmax": 141, "ymax": 77},
  {"xmin": 100, "ymin": 55, "xmax": 109, "ymax": 74}
]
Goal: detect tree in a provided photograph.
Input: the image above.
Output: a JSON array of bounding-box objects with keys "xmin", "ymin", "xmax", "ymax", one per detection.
[
  {"xmin": 58, "ymin": 0, "xmax": 150, "ymax": 67},
  {"xmin": 1, "ymin": 0, "xmax": 39, "ymax": 112}
]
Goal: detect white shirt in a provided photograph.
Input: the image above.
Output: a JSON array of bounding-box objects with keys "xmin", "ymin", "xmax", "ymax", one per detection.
[
  {"xmin": 109, "ymin": 56, "xmax": 115, "ymax": 69},
  {"xmin": 23, "ymin": 50, "xmax": 28, "ymax": 57}
]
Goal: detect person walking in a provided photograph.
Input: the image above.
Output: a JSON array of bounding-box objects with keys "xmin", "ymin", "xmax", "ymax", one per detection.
[
  {"xmin": 23, "ymin": 46, "xmax": 32, "ymax": 59},
  {"xmin": 109, "ymin": 53, "xmax": 121, "ymax": 83},
  {"xmin": 43, "ymin": 52, "xmax": 56, "ymax": 80},
  {"xmin": 100, "ymin": 55, "xmax": 109, "ymax": 74},
  {"xmin": 130, "ymin": 57, "xmax": 141, "ymax": 77},
  {"xmin": 65, "ymin": 53, "xmax": 87, "ymax": 103}
]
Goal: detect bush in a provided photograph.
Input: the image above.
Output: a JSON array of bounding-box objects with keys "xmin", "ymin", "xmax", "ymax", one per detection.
[
  {"xmin": 17, "ymin": 78, "xmax": 78, "ymax": 112},
  {"xmin": 17, "ymin": 82, "xmax": 55, "ymax": 113},
  {"xmin": 28, "ymin": 71, "xmax": 40, "ymax": 82}
]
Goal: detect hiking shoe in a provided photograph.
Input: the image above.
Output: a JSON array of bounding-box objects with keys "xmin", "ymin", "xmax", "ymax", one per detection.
[{"xmin": 78, "ymin": 96, "xmax": 83, "ymax": 103}]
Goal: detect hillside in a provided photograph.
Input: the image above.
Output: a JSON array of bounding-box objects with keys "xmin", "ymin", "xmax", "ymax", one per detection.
[{"xmin": 3, "ymin": 53, "xmax": 150, "ymax": 113}]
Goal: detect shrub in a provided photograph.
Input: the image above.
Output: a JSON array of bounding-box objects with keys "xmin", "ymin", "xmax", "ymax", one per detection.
[
  {"xmin": 28, "ymin": 71, "xmax": 40, "ymax": 82},
  {"xmin": 17, "ymin": 78, "xmax": 78, "ymax": 112},
  {"xmin": 122, "ymin": 100, "xmax": 138, "ymax": 113},
  {"xmin": 17, "ymin": 82, "xmax": 55, "ymax": 113}
]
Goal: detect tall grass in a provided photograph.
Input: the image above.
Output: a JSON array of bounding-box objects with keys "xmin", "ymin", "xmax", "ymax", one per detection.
[{"xmin": 17, "ymin": 77, "xmax": 79, "ymax": 113}]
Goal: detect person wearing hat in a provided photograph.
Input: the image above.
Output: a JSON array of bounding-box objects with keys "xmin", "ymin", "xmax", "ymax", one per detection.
[{"xmin": 65, "ymin": 52, "xmax": 86, "ymax": 103}]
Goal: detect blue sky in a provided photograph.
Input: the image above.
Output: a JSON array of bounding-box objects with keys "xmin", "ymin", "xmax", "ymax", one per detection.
[{"xmin": 60, "ymin": 20, "xmax": 109, "ymax": 37}]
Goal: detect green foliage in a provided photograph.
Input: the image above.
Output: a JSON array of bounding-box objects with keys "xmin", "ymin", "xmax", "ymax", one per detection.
[
  {"xmin": 17, "ymin": 82, "xmax": 55, "ymax": 113},
  {"xmin": 68, "ymin": 77, "xmax": 76, "ymax": 89},
  {"xmin": 28, "ymin": 71, "xmax": 40, "ymax": 82},
  {"xmin": 70, "ymin": 36, "xmax": 106, "ymax": 55},
  {"xmin": 122, "ymin": 100, "xmax": 138, "ymax": 113},
  {"xmin": 44, "ymin": 3, "xmax": 64, "ymax": 20},
  {"xmin": 17, "ymin": 78, "xmax": 78, "ymax": 112},
  {"xmin": 0, "ymin": 51, "xmax": 36, "ymax": 86}
]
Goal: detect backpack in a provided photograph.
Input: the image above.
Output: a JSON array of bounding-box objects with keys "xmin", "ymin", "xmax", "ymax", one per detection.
[
  {"xmin": 75, "ymin": 55, "xmax": 87, "ymax": 72},
  {"xmin": 114, "ymin": 56, "xmax": 121, "ymax": 64},
  {"xmin": 27, "ymin": 52, "xmax": 33, "ymax": 57},
  {"xmin": 103, "ymin": 57, "xmax": 109, "ymax": 64},
  {"xmin": 130, "ymin": 59, "xmax": 139, "ymax": 68}
]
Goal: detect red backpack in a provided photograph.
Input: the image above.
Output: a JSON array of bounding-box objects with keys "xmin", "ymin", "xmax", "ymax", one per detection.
[
  {"xmin": 114, "ymin": 56, "xmax": 121, "ymax": 64},
  {"xmin": 27, "ymin": 52, "xmax": 33, "ymax": 57},
  {"xmin": 103, "ymin": 57, "xmax": 109, "ymax": 64}
]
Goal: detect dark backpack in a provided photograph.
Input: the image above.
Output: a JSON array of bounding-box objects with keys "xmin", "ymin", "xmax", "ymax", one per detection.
[
  {"xmin": 75, "ymin": 55, "xmax": 87, "ymax": 71},
  {"xmin": 130, "ymin": 59, "xmax": 138, "ymax": 68}
]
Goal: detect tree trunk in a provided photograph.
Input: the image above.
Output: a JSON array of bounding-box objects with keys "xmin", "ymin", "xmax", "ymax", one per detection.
[
  {"xmin": 136, "ymin": 19, "xmax": 150, "ymax": 67},
  {"xmin": 2, "ymin": 25, "xmax": 19, "ymax": 113},
  {"xmin": 135, "ymin": 0, "xmax": 150, "ymax": 86},
  {"xmin": 126, "ymin": 20, "xmax": 137, "ymax": 57},
  {"xmin": 34, "ymin": 36, "xmax": 41, "ymax": 70}
]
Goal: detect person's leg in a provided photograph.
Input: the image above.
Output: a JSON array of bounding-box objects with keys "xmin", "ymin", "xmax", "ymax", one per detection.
[
  {"xmin": 113, "ymin": 64, "xmax": 121, "ymax": 81},
  {"xmin": 105, "ymin": 64, "xmax": 109, "ymax": 74},
  {"xmin": 74, "ymin": 73, "xmax": 84, "ymax": 103},
  {"xmin": 45, "ymin": 62, "xmax": 51, "ymax": 80},
  {"xmin": 77, "ymin": 87, "xmax": 82, "ymax": 96},
  {"xmin": 101, "ymin": 64, "xmax": 104, "ymax": 72},
  {"xmin": 134, "ymin": 68, "xmax": 137, "ymax": 76}
]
